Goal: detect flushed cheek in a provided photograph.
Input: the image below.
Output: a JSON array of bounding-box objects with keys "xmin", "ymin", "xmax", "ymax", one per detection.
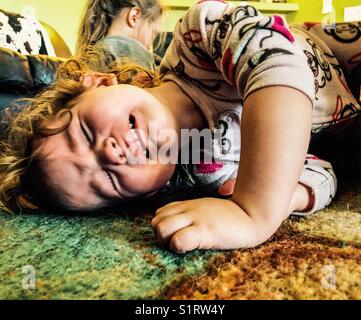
[
  {"xmin": 91, "ymin": 109, "xmax": 123, "ymax": 124},
  {"xmin": 87, "ymin": 110, "xmax": 127, "ymax": 136}
]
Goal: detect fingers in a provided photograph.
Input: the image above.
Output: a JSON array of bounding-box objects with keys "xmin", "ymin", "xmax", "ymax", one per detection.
[
  {"xmin": 218, "ymin": 179, "xmax": 236, "ymax": 196},
  {"xmin": 151, "ymin": 200, "xmax": 211, "ymax": 254},
  {"xmin": 155, "ymin": 201, "xmax": 184, "ymax": 216},
  {"xmin": 152, "ymin": 213, "xmax": 193, "ymax": 246},
  {"xmin": 170, "ymin": 225, "xmax": 209, "ymax": 254},
  {"xmin": 151, "ymin": 201, "xmax": 186, "ymax": 228}
]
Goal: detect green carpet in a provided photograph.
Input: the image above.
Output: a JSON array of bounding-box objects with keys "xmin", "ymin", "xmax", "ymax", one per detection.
[
  {"xmin": 0, "ymin": 185, "xmax": 360, "ymax": 300},
  {"xmin": 0, "ymin": 212, "xmax": 219, "ymax": 299}
]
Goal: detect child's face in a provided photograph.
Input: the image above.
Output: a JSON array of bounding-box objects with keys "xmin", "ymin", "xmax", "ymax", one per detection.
[{"xmin": 33, "ymin": 82, "xmax": 176, "ymax": 210}]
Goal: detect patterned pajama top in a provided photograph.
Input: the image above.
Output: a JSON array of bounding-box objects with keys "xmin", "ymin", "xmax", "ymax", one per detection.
[{"xmin": 159, "ymin": 0, "xmax": 361, "ymax": 188}]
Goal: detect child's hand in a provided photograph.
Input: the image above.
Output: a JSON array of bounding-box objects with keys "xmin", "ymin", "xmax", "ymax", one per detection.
[{"xmin": 151, "ymin": 198, "xmax": 261, "ymax": 254}]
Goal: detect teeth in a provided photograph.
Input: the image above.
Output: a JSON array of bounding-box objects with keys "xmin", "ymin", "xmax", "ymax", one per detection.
[
  {"xmin": 129, "ymin": 128, "xmax": 148, "ymax": 156},
  {"xmin": 129, "ymin": 115, "xmax": 136, "ymax": 129}
]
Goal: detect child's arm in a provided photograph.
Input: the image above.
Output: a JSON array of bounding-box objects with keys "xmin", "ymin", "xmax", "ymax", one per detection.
[
  {"xmin": 219, "ymin": 155, "xmax": 337, "ymax": 216},
  {"xmin": 152, "ymin": 2, "xmax": 319, "ymax": 253},
  {"xmin": 220, "ymin": 180, "xmax": 314, "ymax": 214},
  {"xmin": 152, "ymin": 86, "xmax": 313, "ymax": 253},
  {"xmin": 227, "ymin": 85, "xmax": 311, "ymax": 241},
  {"xmin": 231, "ymin": 85, "xmax": 342, "ymax": 237}
]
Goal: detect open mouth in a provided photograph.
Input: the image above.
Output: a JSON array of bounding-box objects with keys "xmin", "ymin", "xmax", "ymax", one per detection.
[{"xmin": 128, "ymin": 114, "xmax": 151, "ymax": 159}]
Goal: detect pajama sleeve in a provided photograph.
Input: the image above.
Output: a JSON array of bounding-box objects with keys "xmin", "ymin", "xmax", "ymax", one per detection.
[{"xmin": 161, "ymin": 0, "xmax": 316, "ymax": 103}]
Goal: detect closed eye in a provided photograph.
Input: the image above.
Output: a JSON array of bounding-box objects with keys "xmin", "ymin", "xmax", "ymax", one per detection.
[
  {"xmin": 80, "ymin": 122, "xmax": 93, "ymax": 147},
  {"xmin": 105, "ymin": 170, "xmax": 117, "ymax": 191}
]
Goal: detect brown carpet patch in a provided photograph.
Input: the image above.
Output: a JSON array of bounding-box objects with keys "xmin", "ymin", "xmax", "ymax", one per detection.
[{"xmin": 164, "ymin": 192, "xmax": 361, "ymax": 300}]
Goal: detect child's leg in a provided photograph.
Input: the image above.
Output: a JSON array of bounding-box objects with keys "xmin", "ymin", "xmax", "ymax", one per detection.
[
  {"xmin": 219, "ymin": 154, "xmax": 337, "ymax": 216},
  {"xmin": 289, "ymin": 183, "xmax": 314, "ymax": 213},
  {"xmin": 305, "ymin": 22, "xmax": 361, "ymax": 101},
  {"xmin": 305, "ymin": 22, "xmax": 361, "ymax": 73},
  {"xmin": 289, "ymin": 155, "xmax": 337, "ymax": 216}
]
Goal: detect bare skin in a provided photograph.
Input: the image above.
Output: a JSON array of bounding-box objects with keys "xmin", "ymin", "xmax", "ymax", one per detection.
[
  {"xmin": 218, "ymin": 179, "xmax": 315, "ymax": 214},
  {"xmin": 107, "ymin": 7, "xmax": 162, "ymax": 49},
  {"xmin": 151, "ymin": 86, "xmax": 313, "ymax": 253},
  {"xmin": 35, "ymin": 73, "xmax": 314, "ymax": 253},
  {"xmin": 33, "ymin": 73, "xmax": 206, "ymax": 210},
  {"xmin": 151, "ymin": 185, "xmax": 313, "ymax": 253}
]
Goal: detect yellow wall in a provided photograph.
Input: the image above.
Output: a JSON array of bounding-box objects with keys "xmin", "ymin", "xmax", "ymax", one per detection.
[
  {"xmin": 0, "ymin": 0, "xmax": 87, "ymax": 54},
  {"xmin": 0, "ymin": 0, "xmax": 360, "ymax": 55},
  {"xmin": 288, "ymin": 0, "xmax": 361, "ymax": 23}
]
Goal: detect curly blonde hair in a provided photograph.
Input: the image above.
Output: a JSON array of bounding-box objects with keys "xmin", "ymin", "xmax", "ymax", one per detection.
[{"xmin": 0, "ymin": 49, "xmax": 162, "ymax": 214}]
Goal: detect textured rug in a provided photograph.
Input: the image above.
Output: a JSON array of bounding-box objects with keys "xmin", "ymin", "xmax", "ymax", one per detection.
[{"xmin": 0, "ymin": 185, "xmax": 360, "ymax": 300}]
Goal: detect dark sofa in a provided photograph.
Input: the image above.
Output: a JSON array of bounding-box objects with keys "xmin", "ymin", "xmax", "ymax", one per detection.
[
  {"xmin": 0, "ymin": 48, "xmax": 64, "ymax": 111},
  {"xmin": 0, "ymin": 31, "xmax": 172, "ymax": 116}
]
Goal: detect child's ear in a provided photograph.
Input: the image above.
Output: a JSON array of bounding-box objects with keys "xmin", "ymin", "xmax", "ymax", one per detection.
[
  {"xmin": 127, "ymin": 7, "xmax": 141, "ymax": 28},
  {"xmin": 80, "ymin": 72, "xmax": 117, "ymax": 89}
]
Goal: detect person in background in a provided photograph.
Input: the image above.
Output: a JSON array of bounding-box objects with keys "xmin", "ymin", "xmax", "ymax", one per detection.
[
  {"xmin": 76, "ymin": 0, "xmax": 164, "ymax": 65},
  {"xmin": 0, "ymin": 0, "xmax": 164, "ymax": 117},
  {"xmin": 77, "ymin": 0, "xmax": 163, "ymax": 51}
]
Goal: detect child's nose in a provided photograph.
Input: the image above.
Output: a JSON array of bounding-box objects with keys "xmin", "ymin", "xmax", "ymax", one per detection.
[{"xmin": 99, "ymin": 137, "xmax": 126, "ymax": 165}]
